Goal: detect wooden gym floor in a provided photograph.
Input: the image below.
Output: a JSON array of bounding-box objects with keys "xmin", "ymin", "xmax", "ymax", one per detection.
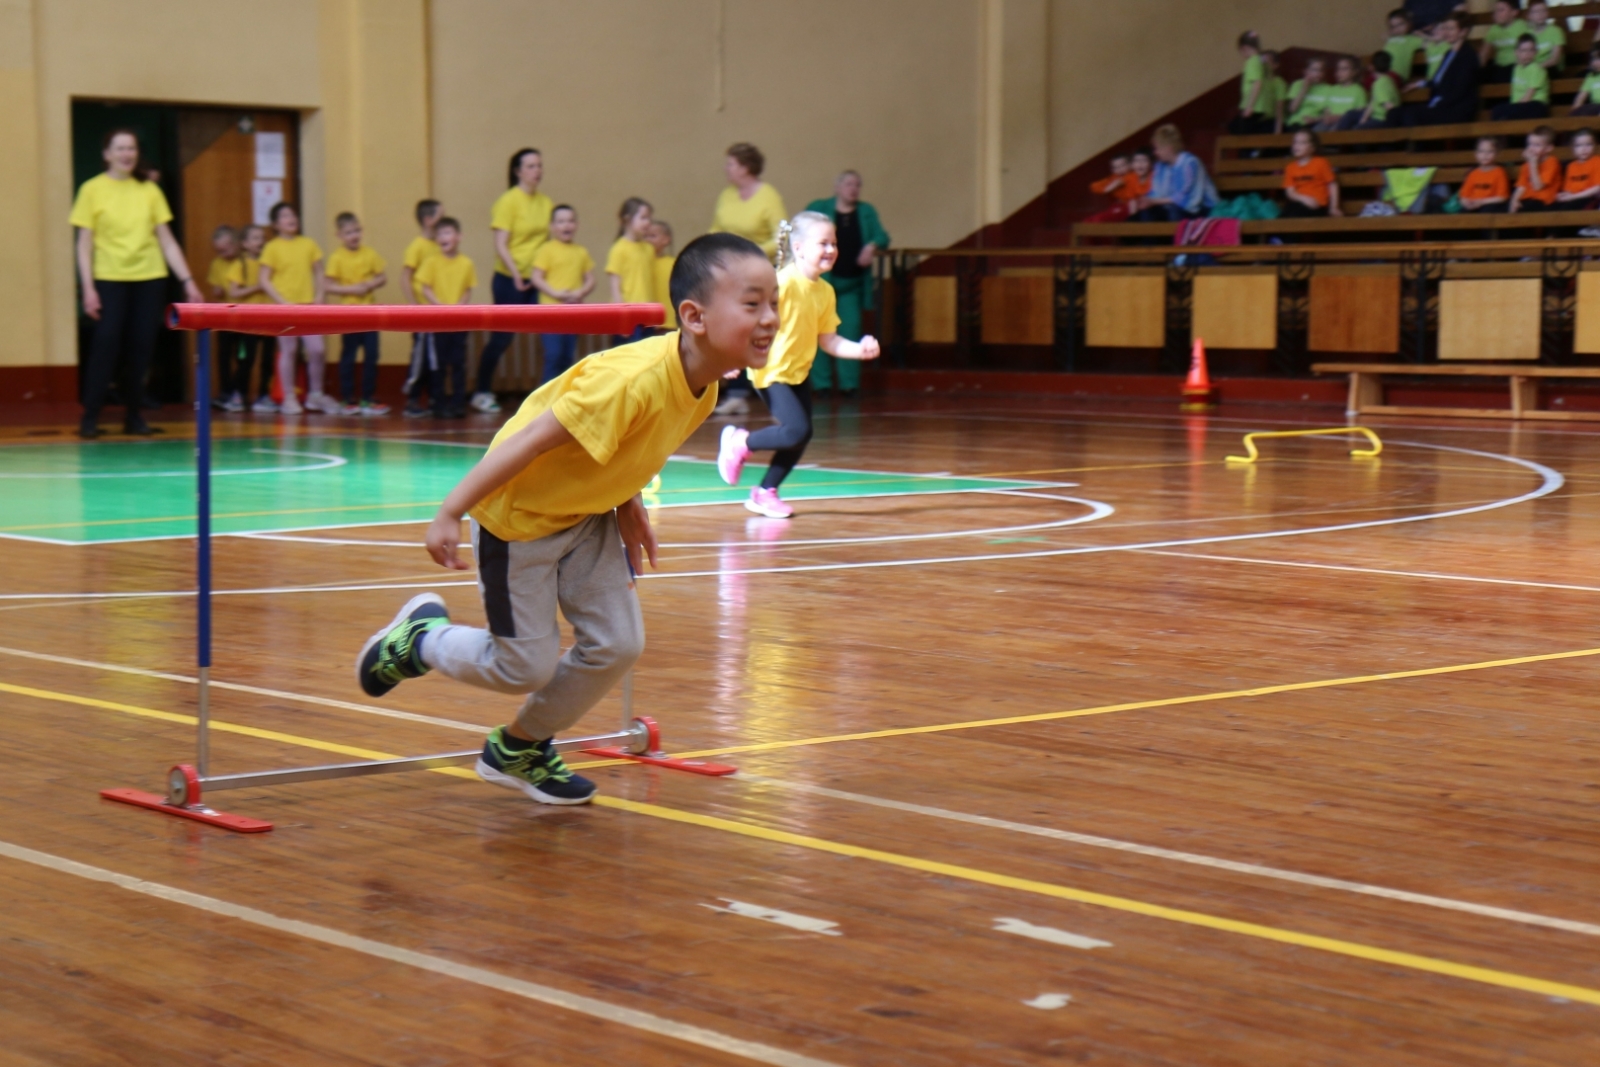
[{"xmin": 0, "ymin": 395, "xmax": 1597, "ymax": 1065}]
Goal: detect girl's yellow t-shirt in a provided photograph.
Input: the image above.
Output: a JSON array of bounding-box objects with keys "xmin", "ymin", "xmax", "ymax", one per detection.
[
  {"xmin": 68, "ymin": 173, "xmax": 174, "ymax": 281},
  {"xmin": 490, "ymin": 187, "xmax": 554, "ymax": 277},
  {"xmin": 751, "ymin": 264, "xmax": 840, "ymax": 390},
  {"xmin": 224, "ymin": 257, "xmax": 272, "ymax": 304},
  {"xmin": 710, "ymin": 183, "xmax": 788, "ymax": 260},
  {"xmin": 605, "ymin": 237, "xmax": 657, "ymax": 304},
  {"xmin": 260, "ymin": 235, "xmax": 323, "ymax": 304}
]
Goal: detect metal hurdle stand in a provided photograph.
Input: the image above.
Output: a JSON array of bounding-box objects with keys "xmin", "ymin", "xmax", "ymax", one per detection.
[{"xmin": 101, "ymin": 304, "xmax": 736, "ymax": 835}]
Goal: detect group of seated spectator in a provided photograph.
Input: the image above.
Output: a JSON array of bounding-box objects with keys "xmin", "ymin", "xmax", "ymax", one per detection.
[
  {"xmin": 1085, "ymin": 125, "xmax": 1219, "ymax": 224},
  {"xmin": 1231, "ymin": 3, "xmax": 1597, "ymax": 134}
]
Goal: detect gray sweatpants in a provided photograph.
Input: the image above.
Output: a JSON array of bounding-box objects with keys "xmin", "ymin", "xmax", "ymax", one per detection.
[{"xmin": 421, "ymin": 512, "xmax": 644, "ymax": 739}]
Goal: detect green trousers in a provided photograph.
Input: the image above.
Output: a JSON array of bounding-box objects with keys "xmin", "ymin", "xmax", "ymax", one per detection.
[{"xmin": 810, "ymin": 275, "xmax": 867, "ymax": 392}]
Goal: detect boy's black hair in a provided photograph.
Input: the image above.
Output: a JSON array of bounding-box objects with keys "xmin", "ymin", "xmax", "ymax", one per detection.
[
  {"xmin": 552, "ymin": 203, "xmax": 577, "ymax": 217},
  {"xmin": 1517, "ymin": 32, "xmax": 1538, "ymax": 47},
  {"xmin": 1387, "ymin": 7, "xmax": 1412, "ymax": 26},
  {"xmin": 669, "ymin": 233, "xmax": 767, "ymax": 312},
  {"xmin": 434, "ymin": 216, "xmax": 462, "ymax": 233},
  {"xmin": 415, "ymin": 198, "xmax": 441, "ymax": 224},
  {"xmin": 268, "ymin": 201, "xmax": 296, "ymax": 224},
  {"xmin": 1371, "ymin": 50, "xmax": 1393, "ymax": 73},
  {"xmin": 335, "ymin": 211, "xmax": 359, "ymax": 229},
  {"xmin": 1237, "ymin": 30, "xmax": 1260, "ymax": 50},
  {"xmin": 1576, "ymin": 128, "xmax": 1597, "ymax": 142},
  {"xmin": 1478, "ymin": 134, "xmax": 1505, "ymax": 151}
]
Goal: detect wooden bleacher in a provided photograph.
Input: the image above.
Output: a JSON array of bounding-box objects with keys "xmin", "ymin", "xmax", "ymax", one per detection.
[{"xmin": 1072, "ymin": 210, "xmax": 1600, "ymax": 243}]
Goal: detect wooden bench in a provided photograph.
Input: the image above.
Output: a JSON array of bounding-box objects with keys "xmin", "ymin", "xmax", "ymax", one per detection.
[
  {"xmin": 1313, "ymin": 362, "xmax": 1600, "ymax": 421},
  {"xmin": 1073, "ymin": 210, "xmax": 1600, "ymax": 242},
  {"xmin": 1217, "ymin": 115, "xmax": 1600, "ymax": 155}
]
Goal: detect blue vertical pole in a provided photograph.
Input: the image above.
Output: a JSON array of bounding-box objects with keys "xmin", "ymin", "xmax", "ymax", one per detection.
[{"xmin": 196, "ymin": 328, "xmax": 212, "ymax": 781}]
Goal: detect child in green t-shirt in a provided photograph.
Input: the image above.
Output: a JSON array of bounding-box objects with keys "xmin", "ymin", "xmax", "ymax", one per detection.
[
  {"xmin": 1526, "ymin": 1, "xmax": 1567, "ymax": 71},
  {"xmin": 1382, "ymin": 8, "xmax": 1422, "ymax": 82},
  {"xmin": 1573, "ymin": 47, "xmax": 1600, "ymax": 117},
  {"xmin": 1480, "ymin": 0, "xmax": 1530, "ymax": 83},
  {"xmin": 1492, "ymin": 34, "xmax": 1552, "ymax": 121},
  {"xmin": 1316, "ymin": 56, "xmax": 1368, "ymax": 132},
  {"xmin": 1261, "ymin": 51, "xmax": 1288, "ymax": 134},
  {"xmin": 1287, "ymin": 57, "xmax": 1331, "ymax": 130},
  {"xmin": 1231, "ymin": 31, "xmax": 1275, "ymax": 136},
  {"xmin": 1343, "ymin": 51, "xmax": 1401, "ymax": 130}
]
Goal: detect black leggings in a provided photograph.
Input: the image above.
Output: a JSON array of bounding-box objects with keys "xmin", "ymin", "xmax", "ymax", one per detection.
[
  {"xmin": 749, "ymin": 381, "xmax": 813, "ymax": 490},
  {"xmin": 82, "ymin": 277, "xmax": 167, "ymax": 423},
  {"xmin": 215, "ymin": 332, "xmax": 270, "ymax": 400}
]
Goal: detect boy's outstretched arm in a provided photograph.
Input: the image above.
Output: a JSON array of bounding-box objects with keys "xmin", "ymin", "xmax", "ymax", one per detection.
[
  {"xmin": 818, "ymin": 333, "xmax": 882, "ymax": 361},
  {"xmin": 425, "ymin": 409, "xmax": 575, "ymax": 569}
]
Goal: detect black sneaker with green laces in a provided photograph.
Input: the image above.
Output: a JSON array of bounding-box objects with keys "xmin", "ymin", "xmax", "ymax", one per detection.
[
  {"xmin": 476, "ymin": 726, "xmax": 597, "ymax": 805},
  {"xmin": 356, "ymin": 593, "xmax": 451, "ymax": 697}
]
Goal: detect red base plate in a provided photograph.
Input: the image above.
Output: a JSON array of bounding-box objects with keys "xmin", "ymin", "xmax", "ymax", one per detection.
[
  {"xmin": 580, "ymin": 747, "xmax": 738, "ymax": 777},
  {"xmin": 100, "ymin": 788, "xmax": 274, "ymax": 833}
]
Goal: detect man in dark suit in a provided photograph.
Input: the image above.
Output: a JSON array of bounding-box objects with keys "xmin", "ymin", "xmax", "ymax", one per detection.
[{"xmin": 1403, "ymin": 14, "xmax": 1481, "ymax": 126}]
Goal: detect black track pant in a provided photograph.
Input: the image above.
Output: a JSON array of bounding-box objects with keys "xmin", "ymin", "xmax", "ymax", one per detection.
[
  {"xmin": 749, "ymin": 381, "xmax": 813, "ymax": 490},
  {"xmin": 82, "ymin": 278, "xmax": 166, "ymax": 425}
]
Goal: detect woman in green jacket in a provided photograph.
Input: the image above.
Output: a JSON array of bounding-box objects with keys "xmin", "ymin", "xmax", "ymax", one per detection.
[{"xmin": 805, "ymin": 170, "xmax": 889, "ymax": 396}]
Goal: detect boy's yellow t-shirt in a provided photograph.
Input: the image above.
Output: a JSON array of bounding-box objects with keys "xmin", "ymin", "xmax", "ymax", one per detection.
[
  {"xmin": 710, "ymin": 183, "xmax": 788, "ymax": 259},
  {"xmin": 324, "ymin": 245, "xmax": 387, "ymax": 305},
  {"xmin": 751, "ymin": 263, "xmax": 841, "ymax": 390},
  {"xmin": 490, "ymin": 187, "xmax": 554, "ymax": 276},
  {"xmin": 471, "ymin": 332, "xmax": 718, "ymax": 542},
  {"xmin": 531, "ymin": 239, "xmax": 596, "ymax": 305},
  {"xmin": 655, "ymin": 255, "xmax": 677, "ymax": 329},
  {"xmin": 415, "ymin": 252, "xmax": 478, "ymax": 305},
  {"xmin": 404, "ymin": 235, "xmax": 440, "ymax": 300},
  {"xmin": 68, "ymin": 174, "xmax": 174, "ymax": 281},
  {"xmin": 205, "ymin": 255, "xmax": 236, "ymax": 298},
  {"xmin": 223, "ymin": 257, "xmax": 271, "ymax": 304},
  {"xmin": 259, "ymin": 235, "xmax": 323, "ymax": 304},
  {"xmin": 605, "ymin": 237, "xmax": 657, "ymax": 304}
]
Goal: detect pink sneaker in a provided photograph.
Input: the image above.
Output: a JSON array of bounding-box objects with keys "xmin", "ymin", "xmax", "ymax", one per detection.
[
  {"xmin": 718, "ymin": 425, "xmax": 751, "ymax": 485},
  {"xmin": 745, "ymin": 487, "xmax": 793, "ymax": 519}
]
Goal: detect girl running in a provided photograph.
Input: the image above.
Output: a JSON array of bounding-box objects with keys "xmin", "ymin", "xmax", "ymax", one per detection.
[{"xmin": 715, "ymin": 212, "xmax": 879, "ymax": 518}]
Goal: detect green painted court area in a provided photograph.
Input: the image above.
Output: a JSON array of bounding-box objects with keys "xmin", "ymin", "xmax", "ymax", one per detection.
[{"xmin": 0, "ymin": 436, "xmax": 1044, "ymax": 544}]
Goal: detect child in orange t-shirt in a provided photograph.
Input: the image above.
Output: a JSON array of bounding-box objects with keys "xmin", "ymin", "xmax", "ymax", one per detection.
[
  {"xmin": 1282, "ymin": 130, "xmax": 1341, "ymax": 217},
  {"xmin": 1086, "ymin": 155, "xmax": 1150, "ymax": 223},
  {"xmin": 1511, "ymin": 126, "xmax": 1560, "ymax": 213},
  {"xmin": 1459, "ymin": 136, "xmax": 1511, "ymax": 214},
  {"xmin": 1557, "ymin": 129, "xmax": 1600, "ymax": 209}
]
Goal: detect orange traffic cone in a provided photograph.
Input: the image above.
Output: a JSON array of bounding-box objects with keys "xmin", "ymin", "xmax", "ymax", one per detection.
[{"xmin": 1181, "ymin": 338, "xmax": 1218, "ymax": 412}]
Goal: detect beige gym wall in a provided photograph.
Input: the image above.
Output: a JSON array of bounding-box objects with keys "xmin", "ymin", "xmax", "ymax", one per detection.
[{"xmin": 2, "ymin": 0, "xmax": 1396, "ymax": 378}]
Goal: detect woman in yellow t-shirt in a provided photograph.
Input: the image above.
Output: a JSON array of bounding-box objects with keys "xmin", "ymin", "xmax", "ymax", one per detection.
[
  {"xmin": 258, "ymin": 203, "xmax": 331, "ymax": 416},
  {"xmin": 605, "ymin": 198, "xmax": 657, "ymax": 347},
  {"xmin": 474, "ymin": 147, "xmax": 555, "ymax": 414},
  {"xmin": 715, "ymin": 213, "xmax": 881, "ymax": 519},
  {"xmin": 69, "ymin": 128, "xmax": 204, "ymax": 439},
  {"xmin": 709, "ymin": 143, "xmax": 786, "ymax": 415}
]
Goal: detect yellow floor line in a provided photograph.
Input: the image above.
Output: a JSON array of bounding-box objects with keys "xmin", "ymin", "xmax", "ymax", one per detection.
[
  {"xmin": 6, "ymin": 678, "xmax": 1600, "ymax": 1007},
  {"xmin": 657, "ymin": 645, "xmax": 1600, "ymax": 761}
]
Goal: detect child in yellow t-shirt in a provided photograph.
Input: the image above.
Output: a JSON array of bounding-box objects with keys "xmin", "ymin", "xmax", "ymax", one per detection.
[
  {"xmin": 401, "ymin": 198, "xmax": 443, "ymax": 419},
  {"xmin": 324, "ymin": 211, "xmax": 391, "ymax": 416},
  {"xmin": 224, "ymin": 225, "xmax": 275, "ymax": 413},
  {"xmin": 258, "ymin": 202, "xmax": 331, "ymax": 416},
  {"xmin": 647, "ymin": 220, "xmax": 677, "ymax": 331},
  {"xmin": 414, "ymin": 217, "xmax": 478, "ymax": 418},
  {"xmin": 355, "ymin": 232, "xmax": 781, "ymax": 806},
  {"xmin": 605, "ymin": 197, "xmax": 657, "ymax": 346},
  {"xmin": 716, "ymin": 212, "xmax": 881, "ymax": 518},
  {"xmin": 204, "ymin": 225, "xmax": 244, "ymax": 411},
  {"xmin": 529, "ymin": 204, "xmax": 596, "ymax": 383}
]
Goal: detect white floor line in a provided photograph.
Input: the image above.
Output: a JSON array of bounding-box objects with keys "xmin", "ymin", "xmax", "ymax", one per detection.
[
  {"xmin": 701, "ymin": 899, "xmax": 842, "ymax": 937},
  {"xmin": 992, "ymin": 917, "xmax": 1111, "ymax": 950},
  {"xmin": 0, "ymin": 645, "xmax": 490, "ymax": 734},
  {"xmin": 0, "ymin": 839, "xmax": 840, "ymax": 1067},
  {"xmin": 1137, "ymin": 549, "xmax": 1600, "ymax": 595},
  {"xmin": 0, "ymin": 444, "xmax": 1560, "ymax": 600},
  {"xmin": 737, "ymin": 775, "xmax": 1600, "ymax": 938}
]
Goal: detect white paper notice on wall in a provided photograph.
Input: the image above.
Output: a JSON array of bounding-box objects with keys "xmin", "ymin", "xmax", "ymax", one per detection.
[
  {"xmin": 255, "ymin": 132, "xmax": 286, "ymax": 179},
  {"xmin": 252, "ymin": 180, "xmax": 283, "ymax": 226}
]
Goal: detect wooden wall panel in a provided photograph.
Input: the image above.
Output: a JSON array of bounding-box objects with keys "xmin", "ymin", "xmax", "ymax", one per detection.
[
  {"xmin": 981, "ymin": 275, "xmax": 1053, "ymax": 345},
  {"xmin": 913, "ymin": 276, "xmax": 957, "ymax": 344},
  {"xmin": 1575, "ymin": 272, "xmax": 1600, "ymax": 354},
  {"xmin": 1438, "ymin": 278, "xmax": 1541, "ymax": 361},
  {"xmin": 1308, "ymin": 274, "xmax": 1400, "ymax": 353},
  {"xmin": 1085, "ymin": 271, "xmax": 1165, "ymax": 348},
  {"xmin": 1192, "ymin": 272, "xmax": 1277, "ymax": 350}
]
